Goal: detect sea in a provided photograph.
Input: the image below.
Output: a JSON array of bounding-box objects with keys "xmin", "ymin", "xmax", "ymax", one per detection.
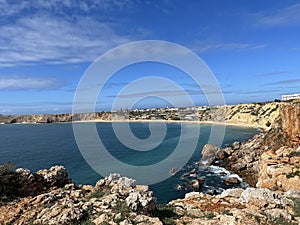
[{"xmin": 0, "ymin": 122, "xmax": 258, "ymax": 204}]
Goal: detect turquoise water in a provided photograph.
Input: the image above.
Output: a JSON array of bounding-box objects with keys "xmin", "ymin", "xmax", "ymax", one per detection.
[{"xmin": 0, "ymin": 122, "xmax": 258, "ymax": 203}]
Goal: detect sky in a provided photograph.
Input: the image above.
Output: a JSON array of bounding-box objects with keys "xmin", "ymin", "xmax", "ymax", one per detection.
[{"xmin": 0, "ymin": 0, "xmax": 300, "ymax": 115}]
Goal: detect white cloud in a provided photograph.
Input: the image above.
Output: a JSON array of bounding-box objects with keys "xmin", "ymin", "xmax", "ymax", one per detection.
[
  {"xmin": 191, "ymin": 41, "xmax": 265, "ymax": 53},
  {"xmin": 255, "ymin": 3, "xmax": 300, "ymax": 27},
  {"xmin": 0, "ymin": 77, "xmax": 63, "ymax": 90},
  {"xmin": 0, "ymin": 1, "xmax": 136, "ymax": 67}
]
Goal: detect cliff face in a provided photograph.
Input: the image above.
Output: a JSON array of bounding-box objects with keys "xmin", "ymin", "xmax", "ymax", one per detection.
[
  {"xmin": 200, "ymin": 100, "xmax": 300, "ymax": 187},
  {"xmin": 279, "ymin": 100, "xmax": 300, "ymax": 147},
  {"xmin": 0, "ymin": 100, "xmax": 296, "ymax": 133},
  {"xmin": 0, "ymin": 112, "xmax": 111, "ymax": 124},
  {"xmin": 198, "ymin": 102, "xmax": 280, "ymax": 129}
]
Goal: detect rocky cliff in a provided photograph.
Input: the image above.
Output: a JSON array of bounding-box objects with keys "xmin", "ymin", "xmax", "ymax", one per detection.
[
  {"xmin": 0, "ymin": 112, "xmax": 111, "ymax": 124},
  {"xmin": 198, "ymin": 101, "xmax": 280, "ymax": 129},
  {"xmin": 0, "ymin": 100, "xmax": 288, "ymax": 131},
  {"xmin": 1, "ymin": 165, "xmax": 300, "ymax": 225}
]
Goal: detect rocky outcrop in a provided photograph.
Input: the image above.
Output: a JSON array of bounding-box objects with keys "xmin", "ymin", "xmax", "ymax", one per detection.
[
  {"xmin": 205, "ymin": 134, "xmax": 266, "ymax": 186},
  {"xmin": 0, "ymin": 169, "xmax": 159, "ymax": 225},
  {"xmin": 0, "ymin": 112, "xmax": 111, "ymax": 124},
  {"xmin": 201, "ymin": 144, "xmax": 221, "ymax": 165},
  {"xmin": 0, "ymin": 165, "xmax": 72, "ymax": 199},
  {"xmin": 36, "ymin": 165, "xmax": 70, "ymax": 187},
  {"xmin": 257, "ymin": 146, "xmax": 300, "ymax": 192},
  {"xmin": 2, "ymin": 165, "xmax": 300, "ymax": 225},
  {"xmin": 169, "ymin": 187, "xmax": 300, "ymax": 224}
]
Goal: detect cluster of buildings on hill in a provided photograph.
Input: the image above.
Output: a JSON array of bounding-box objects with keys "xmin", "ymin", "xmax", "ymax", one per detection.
[
  {"xmin": 112, "ymin": 106, "xmax": 210, "ymax": 121},
  {"xmin": 282, "ymin": 93, "xmax": 300, "ymax": 101}
]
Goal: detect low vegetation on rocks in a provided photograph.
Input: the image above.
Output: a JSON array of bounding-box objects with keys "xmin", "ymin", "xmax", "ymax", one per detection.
[{"xmin": 1, "ymin": 161, "xmax": 300, "ymax": 224}]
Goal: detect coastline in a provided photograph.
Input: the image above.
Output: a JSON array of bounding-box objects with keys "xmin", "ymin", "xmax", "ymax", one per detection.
[
  {"xmin": 1, "ymin": 100, "xmax": 299, "ymax": 224},
  {"xmin": 20, "ymin": 118, "xmax": 263, "ymax": 129}
]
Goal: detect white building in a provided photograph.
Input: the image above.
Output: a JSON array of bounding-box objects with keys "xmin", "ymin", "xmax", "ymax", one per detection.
[{"xmin": 282, "ymin": 93, "xmax": 300, "ymax": 101}]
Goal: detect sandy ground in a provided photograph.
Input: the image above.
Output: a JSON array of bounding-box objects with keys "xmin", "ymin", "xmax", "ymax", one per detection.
[{"xmin": 71, "ymin": 119, "xmax": 262, "ymax": 129}]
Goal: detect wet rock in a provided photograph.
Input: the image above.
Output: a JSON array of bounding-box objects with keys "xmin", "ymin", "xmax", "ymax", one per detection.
[
  {"xmin": 232, "ymin": 141, "xmax": 241, "ymax": 150},
  {"xmin": 189, "ymin": 179, "xmax": 200, "ymax": 191},
  {"xmin": 185, "ymin": 192, "xmax": 201, "ymax": 198},
  {"xmin": 201, "ymin": 144, "xmax": 220, "ymax": 165},
  {"xmin": 223, "ymin": 177, "xmax": 241, "ymax": 185},
  {"xmin": 206, "ymin": 189, "xmax": 218, "ymax": 195},
  {"xmin": 169, "ymin": 168, "xmax": 178, "ymax": 175},
  {"xmin": 175, "ymin": 183, "xmax": 187, "ymax": 190}
]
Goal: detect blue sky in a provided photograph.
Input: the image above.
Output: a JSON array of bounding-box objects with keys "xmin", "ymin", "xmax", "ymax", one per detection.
[{"xmin": 0, "ymin": 0, "xmax": 300, "ymax": 114}]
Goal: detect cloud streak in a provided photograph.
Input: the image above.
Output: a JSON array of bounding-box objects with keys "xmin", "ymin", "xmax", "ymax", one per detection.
[
  {"xmin": 191, "ymin": 41, "xmax": 265, "ymax": 53},
  {"xmin": 0, "ymin": 77, "xmax": 64, "ymax": 90},
  {"xmin": 267, "ymin": 79, "xmax": 300, "ymax": 86},
  {"xmin": 254, "ymin": 3, "xmax": 300, "ymax": 27}
]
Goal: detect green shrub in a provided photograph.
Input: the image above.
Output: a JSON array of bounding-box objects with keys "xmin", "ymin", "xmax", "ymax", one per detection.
[
  {"xmin": 205, "ymin": 212, "xmax": 215, "ymax": 219},
  {"xmin": 153, "ymin": 205, "xmax": 177, "ymax": 225},
  {"xmin": 0, "ymin": 162, "xmax": 18, "ymax": 201},
  {"xmin": 88, "ymin": 189, "xmax": 106, "ymax": 199},
  {"xmin": 286, "ymin": 170, "xmax": 300, "ymax": 179}
]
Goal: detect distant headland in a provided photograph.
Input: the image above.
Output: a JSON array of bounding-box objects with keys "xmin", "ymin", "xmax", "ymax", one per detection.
[{"xmin": 1, "ymin": 99, "xmax": 298, "ymax": 130}]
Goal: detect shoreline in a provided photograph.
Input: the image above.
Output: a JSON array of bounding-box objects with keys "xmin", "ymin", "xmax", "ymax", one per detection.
[{"xmin": 7, "ymin": 119, "xmax": 263, "ymax": 129}]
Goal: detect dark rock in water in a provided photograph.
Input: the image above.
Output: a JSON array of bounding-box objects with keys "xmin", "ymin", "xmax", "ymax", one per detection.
[
  {"xmin": 169, "ymin": 168, "xmax": 178, "ymax": 175},
  {"xmin": 186, "ymin": 169, "xmax": 197, "ymax": 177},
  {"xmin": 183, "ymin": 169, "xmax": 197, "ymax": 178},
  {"xmin": 223, "ymin": 177, "xmax": 241, "ymax": 185},
  {"xmin": 220, "ymin": 172, "xmax": 227, "ymax": 176},
  {"xmin": 175, "ymin": 183, "xmax": 187, "ymax": 190},
  {"xmin": 189, "ymin": 179, "xmax": 200, "ymax": 191},
  {"xmin": 231, "ymin": 141, "xmax": 241, "ymax": 150},
  {"xmin": 201, "ymin": 144, "xmax": 220, "ymax": 165},
  {"xmin": 197, "ymin": 177, "xmax": 205, "ymax": 183},
  {"xmin": 196, "ymin": 161, "xmax": 205, "ymax": 167},
  {"xmin": 206, "ymin": 189, "xmax": 218, "ymax": 195}
]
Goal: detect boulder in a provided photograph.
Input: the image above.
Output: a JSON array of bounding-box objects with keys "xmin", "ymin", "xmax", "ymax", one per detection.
[
  {"xmin": 189, "ymin": 179, "xmax": 200, "ymax": 191},
  {"xmin": 239, "ymin": 188, "xmax": 293, "ymax": 207},
  {"xmin": 16, "ymin": 168, "xmax": 45, "ymax": 196},
  {"xmin": 37, "ymin": 166, "xmax": 70, "ymax": 187},
  {"xmin": 125, "ymin": 189, "xmax": 157, "ymax": 213},
  {"xmin": 223, "ymin": 177, "xmax": 241, "ymax": 185},
  {"xmin": 201, "ymin": 144, "xmax": 220, "ymax": 165}
]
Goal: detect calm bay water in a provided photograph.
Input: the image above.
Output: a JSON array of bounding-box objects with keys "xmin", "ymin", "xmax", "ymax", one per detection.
[{"xmin": 0, "ymin": 122, "xmax": 258, "ymax": 203}]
